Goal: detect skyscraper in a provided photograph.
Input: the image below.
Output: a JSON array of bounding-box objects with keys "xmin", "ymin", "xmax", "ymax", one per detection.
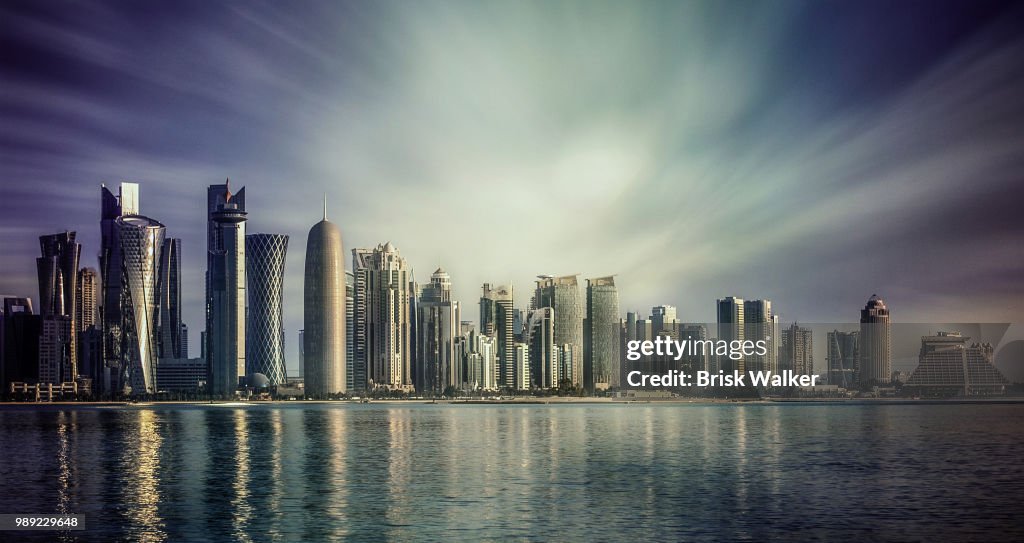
[
  {"xmin": 859, "ymin": 294, "xmax": 892, "ymax": 385},
  {"xmin": 534, "ymin": 275, "xmax": 583, "ymax": 387},
  {"xmin": 75, "ymin": 267, "xmax": 99, "ymax": 332},
  {"xmin": 357, "ymin": 242, "xmax": 413, "ymax": 391},
  {"xmin": 526, "ymin": 307, "xmax": 557, "ymax": 388},
  {"xmin": 36, "ymin": 231, "xmax": 81, "ymax": 384},
  {"xmin": 480, "ymin": 283, "xmax": 514, "ymax": 390},
  {"xmin": 116, "ymin": 215, "xmax": 165, "ymax": 395},
  {"xmin": 206, "ymin": 181, "xmax": 247, "ymax": 397},
  {"xmin": 99, "ymin": 182, "xmax": 138, "ymax": 395},
  {"xmin": 351, "ymin": 248, "xmax": 372, "ymax": 391},
  {"xmin": 345, "ymin": 271, "xmax": 355, "ymax": 391},
  {"xmin": 158, "ymin": 238, "xmax": 183, "ymax": 359},
  {"xmin": 780, "ymin": 323, "xmax": 813, "ymax": 376},
  {"xmin": 303, "ymin": 203, "xmax": 345, "ymax": 397},
  {"xmin": 744, "ymin": 299, "xmax": 775, "ymax": 374},
  {"xmin": 826, "ymin": 330, "xmax": 859, "ymax": 387},
  {"xmin": 416, "ymin": 268, "xmax": 460, "ymax": 394},
  {"xmin": 651, "ymin": 305, "xmax": 677, "ymax": 335},
  {"xmin": 2, "ymin": 298, "xmax": 40, "ymax": 389},
  {"xmin": 585, "ymin": 276, "xmax": 620, "ymax": 392},
  {"xmin": 246, "ymin": 233, "xmax": 289, "ymax": 385},
  {"xmin": 716, "ymin": 296, "xmax": 744, "ymax": 373}
]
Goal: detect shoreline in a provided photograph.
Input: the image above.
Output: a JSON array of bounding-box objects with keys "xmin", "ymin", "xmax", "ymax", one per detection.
[{"xmin": 2, "ymin": 397, "xmax": 1024, "ymax": 408}]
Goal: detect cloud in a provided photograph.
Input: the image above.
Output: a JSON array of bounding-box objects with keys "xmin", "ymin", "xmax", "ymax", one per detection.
[{"xmin": 1, "ymin": 1, "xmax": 1022, "ymax": 373}]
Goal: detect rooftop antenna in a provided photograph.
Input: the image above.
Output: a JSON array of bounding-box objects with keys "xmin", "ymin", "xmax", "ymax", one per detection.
[{"xmin": 323, "ymin": 193, "xmax": 327, "ymax": 220}]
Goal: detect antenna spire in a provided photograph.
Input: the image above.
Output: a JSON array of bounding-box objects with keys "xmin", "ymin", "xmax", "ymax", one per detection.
[{"xmin": 323, "ymin": 193, "xmax": 327, "ymax": 220}]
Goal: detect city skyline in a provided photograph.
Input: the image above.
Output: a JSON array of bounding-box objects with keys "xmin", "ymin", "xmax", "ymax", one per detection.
[{"xmin": 3, "ymin": 1, "xmax": 1024, "ymax": 375}]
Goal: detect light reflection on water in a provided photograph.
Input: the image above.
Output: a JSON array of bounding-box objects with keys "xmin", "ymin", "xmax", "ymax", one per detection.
[{"xmin": 0, "ymin": 403, "xmax": 1023, "ymax": 542}]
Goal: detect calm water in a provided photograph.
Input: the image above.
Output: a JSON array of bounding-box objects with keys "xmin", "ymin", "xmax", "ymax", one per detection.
[{"xmin": 1, "ymin": 402, "xmax": 1022, "ymax": 542}]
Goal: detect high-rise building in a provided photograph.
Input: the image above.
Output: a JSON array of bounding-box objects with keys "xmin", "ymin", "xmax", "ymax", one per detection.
[
  {"xmin": 303, "ymin": 202, "xmax": 348, "ymax": 393},
  {"xmin": 345, "ymin": 271, "xmax": 355, "ymax": 391},
  {"xmin": 298, "ymin": 329, "xmax": 304, "ymax": 379},
  {"xmin": 352, "ymin": 242, "xmax": 413, "ymax": 391},
  {"xmin": 480, "ymin": 283, "xmax": 514, "ymax": 389},
  {"xmin": 826, "ymin": 330, "xmax": 859, "ymax": 387},
  {"xmin": 585, "ymin": 276, "xmax": 620, "ymax": 391},
  {"xmin": 246, "ymin": 233, "xmax": 289, "ymax": 385},
  {"xmin": 514, "ymin": 342, "xmax": 530, "ymax": 391},
  {"xmin": 179, "ymin": 323, "xmax": 189, "ymax": 358},
  {"xmin": 74, "ymin": 267, "xmax": 101, "ymax": 394},
  {"xmin": 158, "ymin": 238, "xmax": 183, "ymax": 359},
  {"xmin": 651, "ymin": 305, "xmax": 677, "ymax": 336},
  {"xmin": 859, "ymin": 295, "xmax": 892, "ymax": 384},
  {"xmin": 117, "ymin": 215, "xmax": 165, "ymax": 395},
  {"xmin": 75, "ymin": 268, "xmax": 99, "ymax": 332},
  {"xmin": 477, "ymin": 334, "xmax": 497, "ymax": 390},
  {"xmin": 303, "ymin": 204, "xmax": 346, "ymax": 397},
  {"xmin": 37, "ymin": 232, "xmax": 81, "ymax": 381},
  {"xmin": 678, "ymin": 324, "xmax": 710, "ymax": 374},
  {"xmin": 2, "ymin": 298, "xmax": 41, "ymax": 389},
  {"xmin": 416, "ymin": 268, "xmax": 460, "ymax": 394},
  {"xmin": 905, "ymin": 332, "xmax": 1008, "ymax": 397},
  {"xmin": 716, "ymin": 296, "xmax": 744, "ymax": 373},
  {"xmin": 534, "ymin": 275, "xmax": 583, "ymax": 387},
  {"xmin": 625, "ymin": 312, "xmax": 639, "ymax": 342},
  {"xmin": 350, "ymin": 248, "xmax": 372, "ymax": 391},
  {"xmin": 206, "ymin": 181, "xmax": 247, "ymax": 397},
  {"xmin": 99, "ymin": 182, "xmax": 138, "ymax": 395},
  {"xmin": 526, "ymin": 307, "xmax": 557, "ymax": 388},
  {"xmin": 558, "ymin": 343, "xmax": 580, "ymax": 388},
  {"xmin": 744, "ymin": 299, "xmax": 775, "ymax": 374},
  {"xmin": 780, "ymin": 323, "xmax": 813, "ymax": 377}
]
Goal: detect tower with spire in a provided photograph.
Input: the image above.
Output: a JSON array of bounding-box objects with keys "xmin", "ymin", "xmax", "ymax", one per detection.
[{"xmin": 303, "ymin": 196, "xmax": 346, "ymax": 397}]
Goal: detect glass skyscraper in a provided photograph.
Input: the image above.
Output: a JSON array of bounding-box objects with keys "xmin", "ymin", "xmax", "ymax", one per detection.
[
  {"xmin": 100, "ymin": 182, "xmax": 138, "ymax": 396},
  {"xmin": 246, "ymin": 233, "xmax": 289, "ymax": 385},
  {"xmin": 480, "ymin": 283, "xmax": 514, "ymax": 390},
  {"xmin": 116, "ymin": 215, "xmax": 165, "ymax": 395},
  {"xmin": 206, "ymin": 181, "xmax": 247, "ymax": 397},
  {"xmin": 585, "ymin": 276, "xmax": 620, "ymax": 392},
  {"xmin": 534, "ymin": 275, "xmax": 583, "ymax": 387},
  {"xmin": 159, "ymin": 238, "xmax": 183, "ymax": 359},
  {"xmin": 36, "ymin": 231, "xmax": 81, "ymax": 384}
]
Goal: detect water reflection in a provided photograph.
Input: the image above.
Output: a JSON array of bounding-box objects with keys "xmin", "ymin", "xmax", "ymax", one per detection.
[
  {"xmin": 1, "ymin": 403, "xmax": 1023, "ymax": 542},
  {"xmin": 124, "ymin": 409, "xmax": 164, "ymax": 543}
]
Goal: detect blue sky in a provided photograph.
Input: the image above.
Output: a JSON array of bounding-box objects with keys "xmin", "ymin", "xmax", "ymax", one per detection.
[{"xmin": 2, "ymin": 1, "xmax": 1023, "ymax": 371}]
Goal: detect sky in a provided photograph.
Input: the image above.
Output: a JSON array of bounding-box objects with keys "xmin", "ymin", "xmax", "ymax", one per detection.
[{"xmin": 2, "ymin": 0, "xmax": 1023, "ymax": 373}]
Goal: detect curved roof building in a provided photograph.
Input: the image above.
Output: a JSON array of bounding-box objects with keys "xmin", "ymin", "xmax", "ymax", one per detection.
[
  {"xmin": 304, "ymin": 203, "xmax": 346, "ymax": 396},
  {"xmin": 859, "ymin": 294, "xmax": 892, "ymax": 384},
  {"xmin": 116, "ymin": 215, "xmax": 165, "ymax": 395},
  {"xmin": 246, "ymin": 233, "xmax": 289, "ymax": 385}
]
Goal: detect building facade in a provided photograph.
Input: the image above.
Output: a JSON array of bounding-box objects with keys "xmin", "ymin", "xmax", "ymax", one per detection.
[
  {"xmin": 99, "ymin": 182, "xmax": 139, "ymax": 396},
  {"xmin": 585, "ymin": 276, "xmax": 620, "ymax": 391},
  {"xmin": 206, "ymin": 181, "xmax": 247, "ymax": 397},
  {"xmin": 480, "ymin": 283, "xmax": 514, "ymax": 389},
  {"xmin": 416, "ymin": 268, "xmax": 460, "ymax": 394},
  {"xmin": 826, "ymin": 330, "xmax": 859, "ymax": 387},
  {"xmin": 158, "ymin": 238, "xmax": 184, "ymax": 359},
  {"xmin": 859, "ymin": 295, "xmax": 892, "ymax": 384},
  {"xmin": 117, "ymin": 215, "xmax": 165, "ymax": 395},
  {"xmin": 303, "ymin": 208, "xmax": 346, "ymax": 397},
  {"xmin": 716, "ymin": 296, "xmax": 744, "ymax": 373},
  {"xmin": 246, "ymin": 233, "xmax": 289, "ymax": 385},
  {"xmin": 534, "ymin": 275, "xmax": 583, "ymax": 387}
]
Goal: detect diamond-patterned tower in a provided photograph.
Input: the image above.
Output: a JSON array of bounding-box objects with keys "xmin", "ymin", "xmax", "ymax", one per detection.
[{"xmin": 246, "ymin": 233, "xmax": 289, "ymax": 385}]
